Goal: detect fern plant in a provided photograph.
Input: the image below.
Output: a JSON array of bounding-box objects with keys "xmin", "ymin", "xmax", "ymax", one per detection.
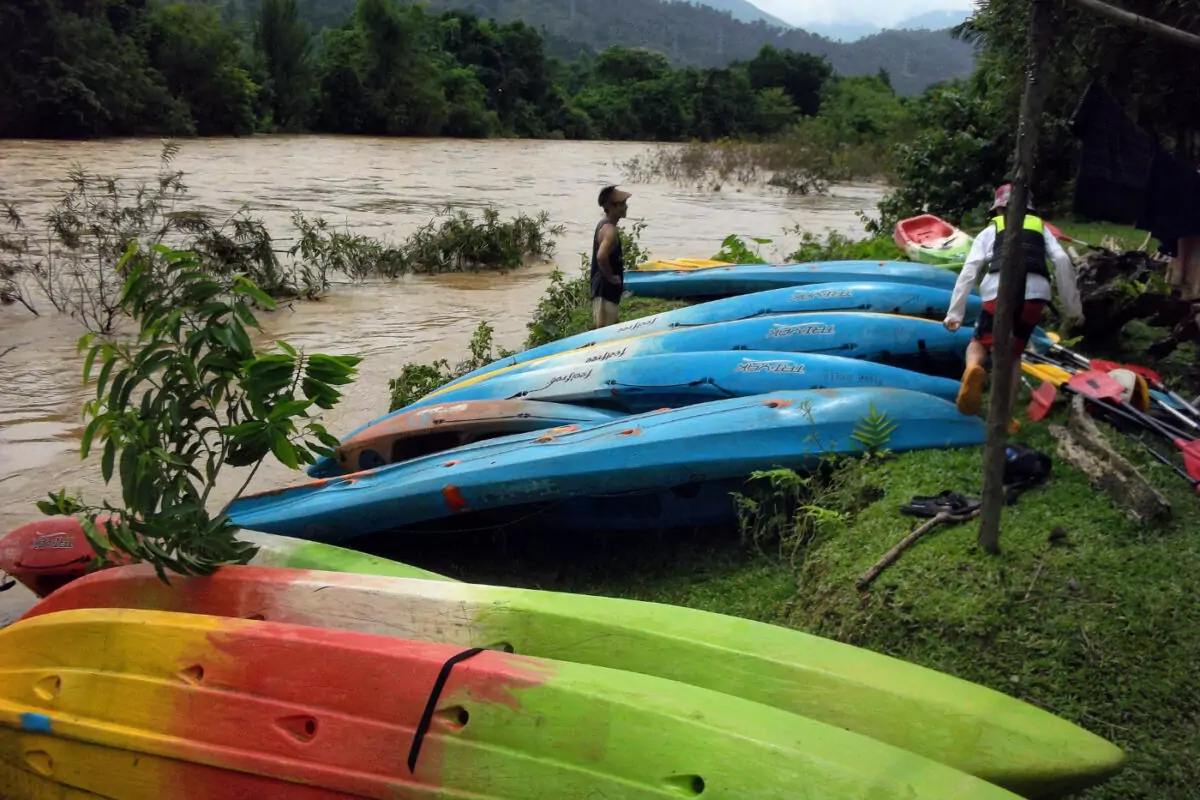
[{"xmin": 851, "ymin": 404, "xmax": 898, "ymax": 455}]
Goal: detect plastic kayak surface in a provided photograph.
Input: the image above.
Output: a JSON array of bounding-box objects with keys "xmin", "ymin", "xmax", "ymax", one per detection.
[
  {"xmin": 633, "ymin": 257, "xmax": 732, "ymax": 270},
  {"xmin": 894, "ymin": 215, "xmax": 975, "ymax": 267},
  {"xmin": 226, "ymin": 388, "xmax": 987, "ymax": 543},
  {"xmin": 622, "ymin": 260, "xmax": 963, "ymax": 299},
  {"xmin": 406, "ymin": 311, "xmax": 974, "ymax": 412},
  {"xmin": 0, "ymin": 607, "xmax": 1028, "ymax": 799},
  {"xmin": 308, "ymin": 399, "xmax": 624, "ymax": 478},
  {"xmin": 24, "ymin": 564, "xmax": 1126, "ymax": 798},
  {"xmin": 0, "ymin": 518, "xmax": 450, "ymax": 598},
  {"xmin": 439, "ymin": 282, "xmax": 985, "ymax": 394},
  {"xmin": 407, "ymin": 350, "xmax": 963, "ymax": 413}
]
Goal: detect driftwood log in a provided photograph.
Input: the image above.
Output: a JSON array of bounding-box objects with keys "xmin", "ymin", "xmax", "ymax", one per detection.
[{"xmin": 1048, "ymin": 395, "xmax": 1172, "ymax": 522}]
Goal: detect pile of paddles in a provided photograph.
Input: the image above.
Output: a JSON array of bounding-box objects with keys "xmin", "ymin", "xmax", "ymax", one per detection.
[{"xmin": 1022, "ymin": 335, "xmax": 1200, "ymax": 489}]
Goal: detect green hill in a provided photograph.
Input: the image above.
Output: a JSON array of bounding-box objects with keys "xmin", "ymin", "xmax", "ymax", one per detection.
[
  {"xmin": 283, "ymin": 0, "xmax": 974, "ymax": 94},
  {"xmin": 405, "ymin": 0, "xmax": 975, "ymax": 94}
]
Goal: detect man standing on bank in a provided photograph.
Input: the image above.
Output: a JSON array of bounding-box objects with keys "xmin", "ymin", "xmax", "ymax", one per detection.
[
  {"xmin": 943, "ymin": 183, "xmax": 1084, "ymax": 431},
  {"xmin": 591, "ymin": 185, "xmax": 631, "ymax": 328}
]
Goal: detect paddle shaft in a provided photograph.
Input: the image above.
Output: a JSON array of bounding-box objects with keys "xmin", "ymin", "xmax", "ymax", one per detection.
[{"xmin": 1028, "ymin": 349, "xmax": 1200, "ymax": 432}]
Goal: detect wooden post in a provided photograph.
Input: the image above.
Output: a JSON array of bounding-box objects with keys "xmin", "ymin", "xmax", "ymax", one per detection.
[{"xmin": 976, "ymin": 0, "xmax": 1054, "ymax": 555}]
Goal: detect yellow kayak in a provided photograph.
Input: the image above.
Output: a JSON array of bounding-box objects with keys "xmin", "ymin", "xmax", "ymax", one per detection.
[{"xmin": 634, "ymin": 258, "xmax": 732, "ymax": 271}]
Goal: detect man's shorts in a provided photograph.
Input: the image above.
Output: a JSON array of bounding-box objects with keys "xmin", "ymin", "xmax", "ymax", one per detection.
[
  {"xmin": 974, "ymin": 299, "xmax": 1047, "ymax": 354},
  {"xmin": 592, "ymin": 296, "xmax": 620, "ymax": 329}
]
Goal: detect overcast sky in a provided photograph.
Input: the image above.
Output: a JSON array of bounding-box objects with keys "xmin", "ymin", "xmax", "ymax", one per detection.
[{"xmin": 750, "ymin": 0, "xmax": 977, "ymax": 26}]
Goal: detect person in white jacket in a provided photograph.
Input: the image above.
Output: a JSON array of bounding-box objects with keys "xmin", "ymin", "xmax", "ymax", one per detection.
[{"xmin": 943, "ymin": 184, "xmax": 1085, "ymax": 430}]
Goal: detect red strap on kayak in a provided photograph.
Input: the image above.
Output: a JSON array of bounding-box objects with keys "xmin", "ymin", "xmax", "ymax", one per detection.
[{"xmin": 407, "ymin": 647, "xmax": 485, "ymax": 774}]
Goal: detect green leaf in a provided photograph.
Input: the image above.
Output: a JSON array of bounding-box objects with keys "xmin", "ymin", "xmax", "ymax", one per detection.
[
  {"xmin": 269, "ymin": 427, "xmax": 300, "ymax": 470},
  {"xmin": 267, "ymin": 399, "xmax": 313, "ymax": 422},
  {"xmin": 80, "ymin": 417, "xmax": 102, "ymax": 460},
  {"xmin": 94, "ymin": 357, "xmax": 116, "ymax": 400},
  {"xmin": 101, "ymin": 439, "xmax": 117, "ymax": 483},
  {"xmin": 236, "ymin": 278, "xmax": 275, "ymax": 309}
]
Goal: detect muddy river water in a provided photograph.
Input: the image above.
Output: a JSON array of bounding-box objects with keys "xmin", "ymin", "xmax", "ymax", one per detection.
[{"xmin": 0, "ymin": 135, "xmax": 883, "ymax": 621}]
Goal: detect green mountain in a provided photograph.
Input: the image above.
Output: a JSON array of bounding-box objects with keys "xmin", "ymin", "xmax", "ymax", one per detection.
[{"xmin": 404, "ymin": 0, "xmax": 975, "ymax": 95}]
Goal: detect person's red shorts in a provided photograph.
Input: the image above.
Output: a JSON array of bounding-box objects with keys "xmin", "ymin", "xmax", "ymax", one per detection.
[{"xmin": 973, "ymin": 299, "xmax": 1047, "ymax": 354}]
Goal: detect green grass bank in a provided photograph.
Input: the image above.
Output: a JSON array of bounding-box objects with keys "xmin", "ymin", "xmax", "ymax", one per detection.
[{"xmin": 376, "ymin": 225, "xmax": 1198, "ymax": 799}]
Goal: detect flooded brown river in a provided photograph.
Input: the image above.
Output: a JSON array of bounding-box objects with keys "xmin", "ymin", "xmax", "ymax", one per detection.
[{"xmin": 0, "ymin": 135, "xmax": 882, "ymax": 619}]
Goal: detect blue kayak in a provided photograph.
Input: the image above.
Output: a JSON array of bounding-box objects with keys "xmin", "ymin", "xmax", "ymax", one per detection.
[
  {"xmin": 412, "ymin": 351, "xmax": 963, "ymax": 413},
  {"xmin": 228, "ymin": 388, "xmax": 987, "ymax": 543},
  {"xmin": 440, "ymin": 282, "xmax": 984, "ymax": 394},
  {"xmin": 623, "ymin": 261, "xmax": 963, "ymax": 299},
  {"xmin": 407, "ymin": 312, "xmax": 974, "ymax": 412}
]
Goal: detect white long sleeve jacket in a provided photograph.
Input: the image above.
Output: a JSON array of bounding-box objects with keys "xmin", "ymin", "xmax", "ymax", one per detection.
[{"xmin": 944, "ymin": 222, "xmax": 1084, "ymax": 325}]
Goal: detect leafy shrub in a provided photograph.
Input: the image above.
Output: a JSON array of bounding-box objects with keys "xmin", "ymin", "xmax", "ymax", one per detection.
[{"xmin": 38, "ymin": 244, "xmax": 360, "ymax": 578}]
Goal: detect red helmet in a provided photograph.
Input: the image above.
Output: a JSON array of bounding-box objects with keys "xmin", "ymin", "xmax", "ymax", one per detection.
[{"xmin": 990, "ymin": 183, "xmax": 1035, "ymax": 211}]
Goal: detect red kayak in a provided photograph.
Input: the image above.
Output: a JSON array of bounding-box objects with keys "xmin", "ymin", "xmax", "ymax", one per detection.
[{"xmin": 893, "ymin": 215, "xmax": 973, "ymax": 267}]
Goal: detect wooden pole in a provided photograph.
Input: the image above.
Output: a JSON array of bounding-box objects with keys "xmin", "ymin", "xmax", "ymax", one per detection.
[
  {"xmin": 1063, "ymin": 0, "xmax": 1200, "ymax": 51},
  {"xmin": 976, "ymin": 0, "xmax": 1054, "ymax": 555}
]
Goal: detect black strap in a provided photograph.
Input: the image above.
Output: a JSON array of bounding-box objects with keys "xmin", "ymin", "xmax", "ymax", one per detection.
[{"xmin": 407, "ymin": 647, "xmax": 485, "ymax": 773}]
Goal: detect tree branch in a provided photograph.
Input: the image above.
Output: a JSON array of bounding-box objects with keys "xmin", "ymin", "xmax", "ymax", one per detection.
[{"xmin": 1064, "ymin": 0, "xmax": 1200, "ymax": 51}]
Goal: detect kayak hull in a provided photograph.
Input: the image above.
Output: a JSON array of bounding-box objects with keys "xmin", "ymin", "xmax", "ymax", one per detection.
[
  {"xmin": 894, "ymin": 215, "xmax": 975, "ymax": 268},
  {"xmin": 623, "ymin": 260, "xmax": 962, "ymax": 299},
  {"xmin": 409, "ymin": 312, "xmax": 974, "ymax": 411},
  {"xmin": 0, "ymin": 607, "xmax": 1025, "ymax": 799},
  {"xmin": 410, "ymin": 350, "xmax": 964, "ymax": 413},
  {"xmin": 227, "ymin": 389, "xmax": 988, "ymax": 543},
  {"xmin": 0, "ymin": 519, "xmax": 449, "ymax": 598},
  {"xmin": 437, "ymin": 281, "xmax": 984, "ymax": 395},
  {"xmin": 24, "ymin": 565, "xmax": 1127, "ymax": 798},
  {"xmin": 633, "ymin": 257, "xmax": 731, "ymax": 271},
  {"xmin": 309, "ymin": 399, "xmax": 624, "ymax": 478}
]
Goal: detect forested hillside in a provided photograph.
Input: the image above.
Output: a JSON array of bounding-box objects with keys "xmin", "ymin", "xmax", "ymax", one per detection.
[
  {"xmin": 252, "ymin": 0, "xmax": 975, "ymax": 94},
  {"xmin": 1, "ymin": 0, "xmax": 907, "ymax": 144}
]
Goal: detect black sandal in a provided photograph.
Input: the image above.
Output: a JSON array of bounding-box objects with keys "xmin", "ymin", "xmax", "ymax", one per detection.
[{"xmin": 900, "ymin": 491, "xmax": 981, "ymax": 519}]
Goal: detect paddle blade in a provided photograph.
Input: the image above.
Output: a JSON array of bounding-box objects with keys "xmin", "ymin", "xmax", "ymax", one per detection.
[
  {"xmin": 1027, "ymin": 380, "xmax": 1058, "ymax": 422},
  {"xmin": 1067, "ymin": 371, "xmax": 1126, "ymax": 402},
  {"xmin": 1173, "ymin": 438, "xmax": 1200, "ymax": 483}
]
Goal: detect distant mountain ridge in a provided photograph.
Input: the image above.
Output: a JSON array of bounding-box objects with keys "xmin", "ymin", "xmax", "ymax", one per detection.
[
  {"xmin": 401, "ymin": 0, "xmax": 976, "ymax": 95},
  {"xmin": 688, "ymin": 0, "xmax": 792, "ymax": 29},
  {"xmin": 779, "ymin": 8, "xmax": 971, "ymax": 43}
]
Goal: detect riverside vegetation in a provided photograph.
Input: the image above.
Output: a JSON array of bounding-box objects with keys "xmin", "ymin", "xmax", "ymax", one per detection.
[{"xmin": 0, "ymin": 144, "xmax": 563, "ymax": 331}]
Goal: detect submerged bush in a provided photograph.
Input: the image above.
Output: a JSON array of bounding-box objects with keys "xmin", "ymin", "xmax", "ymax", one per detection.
[{"xmin": 1, "ymin": 143, "xmax": 567, "ymax": 331}]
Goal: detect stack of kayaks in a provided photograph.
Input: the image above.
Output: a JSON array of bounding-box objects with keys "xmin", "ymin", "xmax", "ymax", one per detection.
[
  {"xmin": 0, "ymin": 538, "xmax": 1127, "ymax": 798},
  {"xmin": 225, "ymin": 389, "xmax": 989, "ymax": 542},
  {"xmin": 262, "ymin": 264, "xmax": 1017, "ymax": 538}
]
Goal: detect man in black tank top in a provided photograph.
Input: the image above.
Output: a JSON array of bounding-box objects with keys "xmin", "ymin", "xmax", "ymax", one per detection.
[{"xmin": 591, "ymin": 185, "xmax": 630, "ymax": 328}]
